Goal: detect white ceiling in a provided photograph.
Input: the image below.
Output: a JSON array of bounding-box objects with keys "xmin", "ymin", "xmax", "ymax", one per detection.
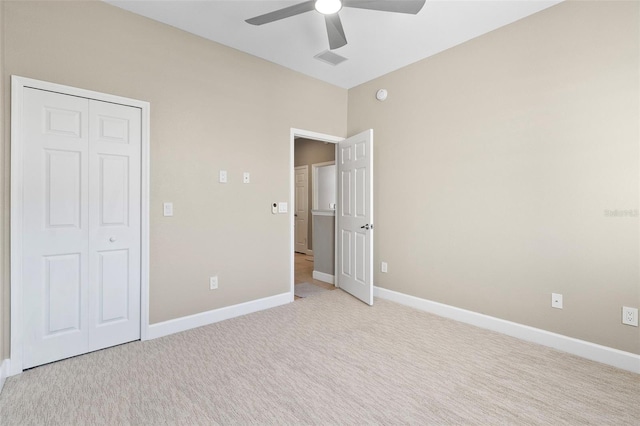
[{"xmin": 106, "ymin": 0, "xmax": 562, "ymax": 89}]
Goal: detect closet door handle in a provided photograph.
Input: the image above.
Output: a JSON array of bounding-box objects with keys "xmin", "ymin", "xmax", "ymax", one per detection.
[{"xmin": 109, "ymin": 237, "xmax": 116, "ymax": 242}]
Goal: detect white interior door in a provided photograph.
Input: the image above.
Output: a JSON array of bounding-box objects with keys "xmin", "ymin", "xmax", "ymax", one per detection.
[
  {"xmin": 21, "ymin": 88, "xmax": 141, "ymax": 369},
  {"xmin": 22, "ymin": 88, "xmax": 90, "ymax": 368},
  {"xmin": 337, "ymin": 129, "xmax": 373, "ymax": 305},
  {"xmin": 294, "ymin": 165, "xmax": 308, "ymax": 254},
  {"xmin": 88, "ymin": 100, "xmax": 141, "ymax": 351}
]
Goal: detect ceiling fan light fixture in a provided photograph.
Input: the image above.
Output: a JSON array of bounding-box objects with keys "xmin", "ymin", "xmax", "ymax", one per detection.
[{"xmin": 315, "ymin": 0, "xmax": 342, "ymax": 15}]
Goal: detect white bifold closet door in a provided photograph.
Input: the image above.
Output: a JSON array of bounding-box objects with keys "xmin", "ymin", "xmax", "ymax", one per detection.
[{"xmin": 21, "ymin": 88, "xmax": 141, "ymax": 369}]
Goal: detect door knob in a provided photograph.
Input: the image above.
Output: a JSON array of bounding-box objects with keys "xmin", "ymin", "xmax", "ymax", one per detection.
[
  {"xmin": 109, "ymin": 237, "xmax": 116, "ymax": 242},
  {"xmin": 360, "ymin": 224, "xmax": 370, "ymax": 230}
]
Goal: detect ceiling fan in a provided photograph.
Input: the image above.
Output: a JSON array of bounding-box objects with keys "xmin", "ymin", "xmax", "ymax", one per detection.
[{"xmin": 245, "ymin": 0, "xmax": 427, "ymax": 50}]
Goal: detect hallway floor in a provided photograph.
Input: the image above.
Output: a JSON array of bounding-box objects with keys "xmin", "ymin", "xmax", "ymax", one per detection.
[{"xmin": 294, "ymin": 252, "xmax": 335, "ymax": 299}]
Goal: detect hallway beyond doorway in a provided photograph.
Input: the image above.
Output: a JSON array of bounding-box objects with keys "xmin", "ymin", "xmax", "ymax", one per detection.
[{"xmin": 294, "ymin": 253, "xmax": 335, "ymax": 300}]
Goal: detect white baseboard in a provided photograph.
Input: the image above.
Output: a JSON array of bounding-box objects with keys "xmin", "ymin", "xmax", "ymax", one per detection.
[
  {"xmin": 306, "ymin": 249, "xmax": 314, "ymax": 256},
  {"xmin": 374, "ymin": 286, "xmax": 640, "ymax": 374},
  {"xmin": 0, "ymin": 359, "xmax": 9, "ymax": 394},
  {"xmin": 312, "ymin": 270, "xmax": 334, "ymax": 284},
  {"xmin": 147, "ymin": 292, "xmax": 291, "ymax": 340}
]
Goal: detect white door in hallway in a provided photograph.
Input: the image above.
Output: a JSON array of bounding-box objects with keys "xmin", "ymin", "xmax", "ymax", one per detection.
[
  {"xmin": 21, "ymin": 88, "xmax": 141, "ymax": 369},
  {"xmin": 337, "ymin": 129, "xmax": 373, "ymax": 305},
  {"xmin": 294, "ymin": 165, "xmax": 309, "ymax": 254}
]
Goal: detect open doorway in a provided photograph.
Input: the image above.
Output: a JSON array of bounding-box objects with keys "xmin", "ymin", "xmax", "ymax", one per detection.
[
  {"xmin": 293, "ymin": 137, "xmax": 337, "ymax": 299},
  {"xmin": 290, "ymin": 129, "xmax": 342, "ymax": 300},
  {"xmin": 290, "ymin": 128, "xmax": 374, "ymax": 305}
]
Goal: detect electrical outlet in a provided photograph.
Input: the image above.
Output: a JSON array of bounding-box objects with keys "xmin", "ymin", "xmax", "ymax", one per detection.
[
  {"xmin": 622, "ymin": 306, "xmax": 638, "ymax": 326},
  {"xmin": 219, "ymin": 170, "xmax": 227, "ymax": 183},
  {"xmin": 551, "ymin": 293, "xmax": 563, "ymax": 309},
  {"xmin": 209, "ymin": 276, "xmax": 218, "ymax": 290},
  {"xmin": 381, "ymin": 262, "xmax": 388, "ymax": 273}
]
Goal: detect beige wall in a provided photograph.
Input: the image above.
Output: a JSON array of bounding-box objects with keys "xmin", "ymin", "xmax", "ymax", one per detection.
[
  {"xmin": 348, "ymin": 1, "xmax": 640, "ymax": 354},
  {"xmin": 2, "ymin": 0, "xmax": 637, "ymax": 363},
  {"xmin": 0, "ymin": 0, "xmax": 347, "ymax": 358},
  {"xmin": 294, "ymin": 138, "xmax": 336, "ymax": 250},
  {"xmin": 313, "ymin": 215, "xmax": 335, "ymax": 275}
]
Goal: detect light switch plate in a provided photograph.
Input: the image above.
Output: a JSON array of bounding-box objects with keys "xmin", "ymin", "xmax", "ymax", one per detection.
[
  {"xmin": 219, "ymin": 170, "xmax": 227, "ymax": 183},
  {"xmin": 271, "ymin": 203, "xmax": 278, "ymax": 214},
  {"xmin": 163, "ymin": 202, "xmax": 173, "ymax": 217},
  {"xmin": 278, "ymin": 202, "xmax": 288, "ymax": 213},
  {"xmin": 243, "ymin": 172, "xmax": 250, "ymax": 184}
]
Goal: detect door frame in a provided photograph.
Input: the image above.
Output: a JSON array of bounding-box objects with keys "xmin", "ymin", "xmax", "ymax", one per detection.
[
  {"xmin": 290, "ymin": 129, "xmax": 343, "ymax": 300},
  {"xmin": 9, "ymin": 76, "xmax": 151, "ymax": 375}
]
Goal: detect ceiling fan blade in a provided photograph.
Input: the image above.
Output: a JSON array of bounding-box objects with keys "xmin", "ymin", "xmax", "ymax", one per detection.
[
  {"xmin": 343, "ymin": 0, "xmax": 426, "ymax": 14},
  {"xmin": 245, "ymin": 1, "xmax": 316, "ymax": 25},
  {"xmin": 325, "ymin": 14, "xmax": 347, "ymax": 50}
]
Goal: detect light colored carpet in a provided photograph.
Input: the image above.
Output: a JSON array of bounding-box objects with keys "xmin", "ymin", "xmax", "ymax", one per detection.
[
  {"xmin": 294, "ymin": 282, "xmax": 329, "ymax": 298},
  {"xmin": 1, "ymin": 289, "xmax": 638, "ymax": 425}
]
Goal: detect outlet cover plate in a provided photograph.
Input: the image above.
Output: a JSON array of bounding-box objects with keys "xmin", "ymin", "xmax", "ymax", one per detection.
[
  {"xmin": 209, "ymin": 276, "xmax": 218, "ymax": 290},
  {"xmin": 622, "ymin": 306, "xmax": 638, "ymax": 326},
  {"xmin": 551, "ymin": 293, "xmax": 563, "ymax": 309},
  {"xmin": 381, "ymin": 262, "xmax": 388, "ymax": 273}
]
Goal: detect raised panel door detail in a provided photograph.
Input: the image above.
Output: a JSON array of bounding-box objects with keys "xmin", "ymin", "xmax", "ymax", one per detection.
[
  {"xmin": 44, "ymin": 107, "xmax": 82, "ymax": 138},
  {"xmin": 355, "ymin": 232, "xmax": 366, "ymax": 284},
  {"xmin": 341, "ymin": 230, "xmax": 352, "ymax": 277},
  {"xmin": 341, "ymin": 146, "xmax": 352, "ymax": 164},
  {"xmin": 294, "ymin": 166, "xmax": 308, "ymax": 254},
  {"xmin": 341, "ymin": 170, "xmax": 352, "ymax": 217},
  {"xmin": 98, "ymin": 115, "xmax": 129, "ymax": 144},
  {"xmin": 98, "ymin": 250, "xmax": 129, "ymax": 324},
  {"xmin": 295, "ymin": 186, "xmax": 306, "ymax": 213},
  {"xmin": 355, "ymin": 141, "xmax": 366, "ymax": 160},
  {"xmin": 46, "ymin": 150, "xmax": 82, "ymax": 228},
  {"xmin": 44, "ymin": 254, "xmax": 82, "ymax": 336},
  {"xmin": 355, "ymin": 166, "xmax": 366, "ymax": 218},
  {"xmin": 100, "ymin": 155, "xmax": 129, "ymax": 226}
]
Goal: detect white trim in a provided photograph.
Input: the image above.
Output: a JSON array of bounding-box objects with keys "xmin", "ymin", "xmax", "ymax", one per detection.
[
  {"xmin": 312, "ymin": 271, "xmax": 335, "ymax": 284},
  {"xmin": 290, "ymin": 129, "xmax": 344, "ymax": 299},
  {"xmin": 9, "ymin": 76, "xmax": 151, "ymax": 375},
  {"xmin": 311, "ymin": 210, "xmax": 335, "ymax": 217},
  {"xmin": 0, "ymin": 359, "xmax": 9, "ymax": 393},
  {"xmin": 374, "ymin": 287, "xmax": 640, "ymax": 374},
  {"xmin": 305, "ymin": 249, "xmax": 314, "ymax": 256},
  {"xmin": 147, "ymin": 292, "xmax": 291, "ymax": 339},
  {"xmin": 311, "ymin": 160, "xmax": 335, "ymax": 210}
]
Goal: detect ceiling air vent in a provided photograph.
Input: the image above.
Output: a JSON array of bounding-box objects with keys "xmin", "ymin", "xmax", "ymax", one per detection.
[{"xmin": 314, "ymin": 50, "xmax": 348, "ymax": 66}]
